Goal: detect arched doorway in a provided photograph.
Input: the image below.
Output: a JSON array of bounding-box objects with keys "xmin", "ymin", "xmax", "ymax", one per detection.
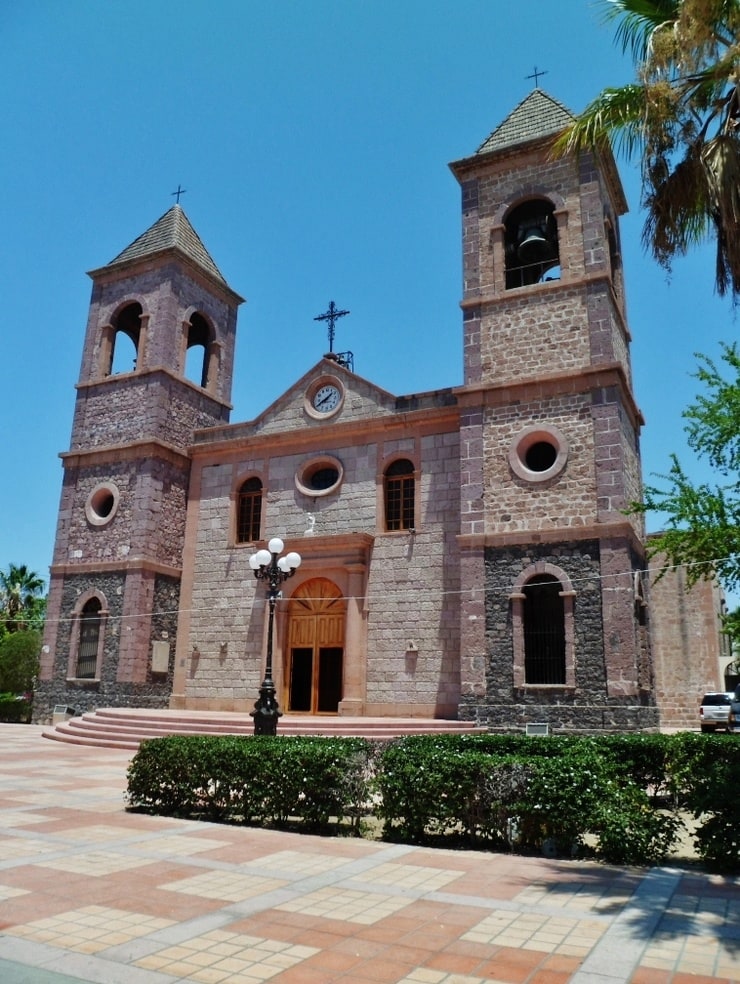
[{"xmin": 287, "ymin": 578, "xmax": 346, "ymax": 713}]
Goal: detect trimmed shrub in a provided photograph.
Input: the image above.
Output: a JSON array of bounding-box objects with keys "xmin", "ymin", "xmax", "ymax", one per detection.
[
  {"xmin": 126, "ymin": 734, "xmax": 373, "ymax": 834},
  {"xmin": 0, "ymin": 695, "xmax": 32, "ymax": 723},
  {"xmin": 667, "ymin": 732, "xmax": 740, "ymax": 871},
  {"xmin": 124, "ymin": 731, "xmax": 733, "ymax": 869}
]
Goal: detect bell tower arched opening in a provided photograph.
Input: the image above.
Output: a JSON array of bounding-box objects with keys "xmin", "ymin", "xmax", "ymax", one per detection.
[
  {"xmin": 287, "ymin": 578, "xmax": 346, "ymax": 713},
  {"xmin": 108, "ymin": 302, "xmax": 142, "ymax": 375},
  {"xmin": 184, "ymin": 311, "xmax": 212, "ymax": 388},
  {"xmin": 504, "ymin": 199, "xmax": 560, "ymax": 289}
]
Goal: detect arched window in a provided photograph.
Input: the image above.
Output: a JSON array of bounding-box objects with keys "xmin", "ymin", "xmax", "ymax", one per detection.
[
  {"xmin": 237, "ymin": 477, "xmax": 262, "ymax": 543},
  {"xmin": 523, "ymin": 575, "xmax": 566, "ymax": 684},
  {"xmin": 76, "ymin": 598, "xmax": 102, "ymax": 679},
  {"xmin": 109, "ymin": 302, "xmax": 142, "ymax": 374},
  {"xmin": 184, "ymin": 311, "xmax": 211, "ymax": 388},
  {"xmin": 384, "ymin": 459, "xmax": 415, "ymax": 531},
  {"xmin": 504, "ymin": 200, "xmax": 560, "ymax": 289}
]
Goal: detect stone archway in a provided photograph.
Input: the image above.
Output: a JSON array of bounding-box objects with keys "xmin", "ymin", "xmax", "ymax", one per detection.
[{"xmin": 286, "ymin": 578, "xmax": 346, "ymax": 713}]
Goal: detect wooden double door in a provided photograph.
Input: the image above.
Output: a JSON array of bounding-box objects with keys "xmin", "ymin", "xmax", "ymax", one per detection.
[{"xmin": 287, "ymin": 578, "xmax": 346, "ymax": 713}]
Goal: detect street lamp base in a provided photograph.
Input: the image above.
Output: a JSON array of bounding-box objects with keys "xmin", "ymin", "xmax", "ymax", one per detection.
[{"xmin": 250, "ymin": 685, "xmax": 283, "ymax": 736}]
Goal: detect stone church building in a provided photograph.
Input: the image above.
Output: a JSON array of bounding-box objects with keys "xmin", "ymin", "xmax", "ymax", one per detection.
[{"xmin": 37, "ymin": 91, "xmax": 726, "ymax": 732}]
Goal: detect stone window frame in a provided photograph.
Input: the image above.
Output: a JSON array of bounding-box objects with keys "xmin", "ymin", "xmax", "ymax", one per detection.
[
  {"xmin": 180, "ymin": 306, "xmax": 221, "ymax": 395},
  {"xmin": 85, "ymin": 482, "xmax": 121, "ymax": 528},
  {"xmin": 295, "ymin": 454, "xmax": 344, "ymax": 498},
  {"xmin": 67, "ymin": 589, "xmax": 109, "ymax": 683},
  {"xmin": 510, "ymin": 562, "xmax": 576, "ymax": 689},
  {"xmin": 380, "ymin": 454, "xmax": 418, "ymax": 533},
  {"xmin": 235, "ymin": 475, "xmax": 263, "ymax": 544},
  {"xmin": 490, "ymin": 191, "xmax": 568, "ymax": 295},
  {"xmin": 99, "ymin": 298, "xmax": 150, "ymax": 379},
  {"xmin": 508, "ymin": 424, "xmax": 568, "ymax": 484}
]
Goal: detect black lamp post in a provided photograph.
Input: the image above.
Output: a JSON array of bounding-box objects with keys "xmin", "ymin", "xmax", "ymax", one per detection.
[{"xmin": 248, "ymin": 537, "xmax": 301, "ymax": 735}]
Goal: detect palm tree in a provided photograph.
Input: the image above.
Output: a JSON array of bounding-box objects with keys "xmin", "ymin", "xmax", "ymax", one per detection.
[
  {"xmin": 0, "ymin": 564, "xmax": 46, "ymax": 633},
  {"xmin": 555, "ymin": 0, "xmax": 740, "ymax": 299}
]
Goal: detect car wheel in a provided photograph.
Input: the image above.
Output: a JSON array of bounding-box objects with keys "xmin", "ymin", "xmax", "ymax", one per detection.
[{"xmin": 700, "ymin": 725, "xmax": 712, "ymax": 733}]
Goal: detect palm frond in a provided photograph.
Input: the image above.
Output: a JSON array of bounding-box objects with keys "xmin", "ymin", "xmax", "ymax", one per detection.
[
  {"xmin": 642, "ymin": 145, "xmax": 711, "ymax": 262},
  {"xmin": 553, "ymin": 84, "xmax": 649, "ymax": 158},
  {"xmin": 702, "ymin": 134, "xmax": 740, "ymax": 294},
  {"xmin": 602, "ymin": 0, "xmax": 681, "ymax": 61}
]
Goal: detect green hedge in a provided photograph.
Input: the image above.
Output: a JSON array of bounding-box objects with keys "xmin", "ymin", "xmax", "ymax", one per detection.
[
  {"xmin": 126, "ymin": 735, "xmax": 374, "ymax": 834},
  {"xmin": 125, "ymin": 731, "xmax": 740, "ymax": 870},
  {"xmin": 666, "ymin": 732, "xmax": 740, "ymax": 870},
  {"xmin": 0, "ymin": 696, "xmax": 32, "ymax": 723}
]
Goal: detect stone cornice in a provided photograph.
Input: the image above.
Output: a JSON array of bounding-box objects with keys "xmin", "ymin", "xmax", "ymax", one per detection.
[
  {"xmin": 88, "ymin": 248, "xmax": 244, "ymax": 306},
  {"xmin": 74, "ymin": 366, "xmax": 234, "ymax": 413},
  {"xmin": 60, "ymin": 439, "xmax": 191, "ymax": 470},
  {"xmin": 454, "ymin": 361, "xmax": 644, "ymax": 430},
  {"xmin": 49, "ymin": 557, "xmax": 182, "ymax": 579},
  {"xmin": 459, "ymin": 268, "xmax": 629, "ymax": 329},
  {"xmin": 189, "ymin": 404, "xmax": 460, "ymax": 460},
  {"xmin": 278, "ymin": 532, "xmax": 375, "ymax": 567},
  {"xmin": 457, "ymin": 518, "xmax": 644, "ymax": 554}
]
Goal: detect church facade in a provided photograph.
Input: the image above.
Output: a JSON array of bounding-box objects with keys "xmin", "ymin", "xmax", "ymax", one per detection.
[{"xmin": 37, "ymin": 91, "xmax": 723, "ymax": 731}]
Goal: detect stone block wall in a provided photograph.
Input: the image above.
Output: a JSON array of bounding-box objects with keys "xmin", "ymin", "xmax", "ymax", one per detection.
[
  {"xmin": 177, "ymin": 408, "xmax": 462, "ymax": 715},
  {"xmin": 71, "ymin": 372, "xmax": 230, "ymax": 452},
  {"xmin": 483, "ymin": 392, "xmax": 595, "ymax": 533},
  {"xmin": 649, "ymin": 558, "xmax": 727, "ymax": 730},
  {"xmin": 35, "ymin": 570, "xmax": 177, "ymax": 723},
  {"xmin": 456, "ymin": 538, "xmax": 658, "ymax": 732}
]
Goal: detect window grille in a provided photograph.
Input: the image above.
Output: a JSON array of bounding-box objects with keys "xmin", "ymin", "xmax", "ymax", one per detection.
[
  {"xmin": 76, "ymin": 598, "xmax": 102, "ymax": 679},
  {"xmin": 523, "ymin": 575, "xmax": 565, "ymax": 684}
]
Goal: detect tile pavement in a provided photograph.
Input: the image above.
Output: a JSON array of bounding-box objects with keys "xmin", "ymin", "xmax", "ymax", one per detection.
[{"xmin": 0, "ymin": 724, "xmax": 738, "ymax": 983}]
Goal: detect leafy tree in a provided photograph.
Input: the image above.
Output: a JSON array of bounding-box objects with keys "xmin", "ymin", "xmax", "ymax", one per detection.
[
  {"xmin": 0, "ymin": 564, "xmax": 46, "ymax": 635},
  {"xmin": 0, "ymin": 629, "xmax": 40, "ymax": 695},
  {"xmin": 555, "ymin": 0, "xmax": 740, "ymax": 300},
  {"xmin": 632, "ymin": 343, "xmax": 740, "ymax": 595}
]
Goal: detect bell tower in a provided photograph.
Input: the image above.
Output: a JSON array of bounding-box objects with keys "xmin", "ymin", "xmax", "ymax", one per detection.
[
  {"xmin": 37, "ymin": 206, "xmax": 243, "ymax": 719},
  {"xmin": 450, "ymin": 90, "xmax": 656, "ymax": 731}
]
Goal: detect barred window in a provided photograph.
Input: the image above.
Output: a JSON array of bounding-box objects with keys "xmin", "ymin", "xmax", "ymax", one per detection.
[
  {"xmin": 384, "ymin": 459, "xmax": 415, "ymax": 531},
  {"xmin": 76, "ymin": 598, "xmax": 102, "ymax": 679},
  {"xmin": 237, "ymin": 477, "xmax": 262, "ymax": 543},
  {"xmin": 523, "ymin": 575, "xmax": 565, "ymax": 684}
]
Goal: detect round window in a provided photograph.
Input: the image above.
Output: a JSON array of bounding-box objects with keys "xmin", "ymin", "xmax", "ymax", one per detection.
[
  {"xmin": 509, "ymin": 426, "xmax": 568, "ymax": 483},
  {"xmin": 85, "ymin": 482, "xmax": 121, "ymax": 526},
  {"xmin": 295, "ymin": 456, "xmax": 344, "ymax": 497}
]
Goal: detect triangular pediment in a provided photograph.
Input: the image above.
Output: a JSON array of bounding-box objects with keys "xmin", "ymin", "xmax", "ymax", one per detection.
[
  {"xmin": 249, "ymin": 358, "xmax": 399, "ymax": 435},
  {"xmin": 192, "ymin": 357, "xmax": 457, "ymax": 450}
]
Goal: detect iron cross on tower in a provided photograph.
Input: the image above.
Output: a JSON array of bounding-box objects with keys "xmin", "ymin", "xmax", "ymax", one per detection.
[
  {"xmin": 526, "ymin": 66, "xmax": 548, "ymax": 89},
  {"xmin": 314, "ymin": 300, "xmax": 350, "ymax": 354}
]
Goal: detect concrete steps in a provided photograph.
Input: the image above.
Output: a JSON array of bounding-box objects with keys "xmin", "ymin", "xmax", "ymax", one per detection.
[{"xmin": 42, "ymin": 707, "xmax": 479, "ymax": 750}]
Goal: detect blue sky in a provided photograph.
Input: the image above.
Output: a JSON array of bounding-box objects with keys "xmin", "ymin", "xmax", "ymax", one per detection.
[{"xmin": 1, "ymin": 1, "xmax": 735, "ymax": 593}]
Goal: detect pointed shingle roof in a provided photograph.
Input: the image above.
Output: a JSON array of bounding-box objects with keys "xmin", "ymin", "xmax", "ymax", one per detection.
[
  {"xmin": 105, "ymin": 205, "xmax": 227, "ymax": 284},
  {"xmin": 476, "ymin": 89, "xmax": 573, "ymax": 155}
]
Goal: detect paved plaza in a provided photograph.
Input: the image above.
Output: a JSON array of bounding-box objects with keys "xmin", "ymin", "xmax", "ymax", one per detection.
[{"xmin": 0, "ymin": 725, "xmax": 738, "ymax": 984}]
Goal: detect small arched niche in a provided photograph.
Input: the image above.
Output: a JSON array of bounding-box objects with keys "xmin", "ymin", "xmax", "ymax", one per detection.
[{"xmin": 504, "ymin": 199, "xmax": 560, "ymax": 289}]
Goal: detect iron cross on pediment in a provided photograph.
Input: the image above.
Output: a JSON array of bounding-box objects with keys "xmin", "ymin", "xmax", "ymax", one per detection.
[{"xmin": 314, "ymin": 300, "xmax": 350, "ymax": 353}]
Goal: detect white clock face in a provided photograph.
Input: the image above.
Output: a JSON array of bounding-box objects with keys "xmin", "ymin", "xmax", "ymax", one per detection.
[{"xmin": 312, "ymin": 384, "xmax": 341, "ymax": 413}]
